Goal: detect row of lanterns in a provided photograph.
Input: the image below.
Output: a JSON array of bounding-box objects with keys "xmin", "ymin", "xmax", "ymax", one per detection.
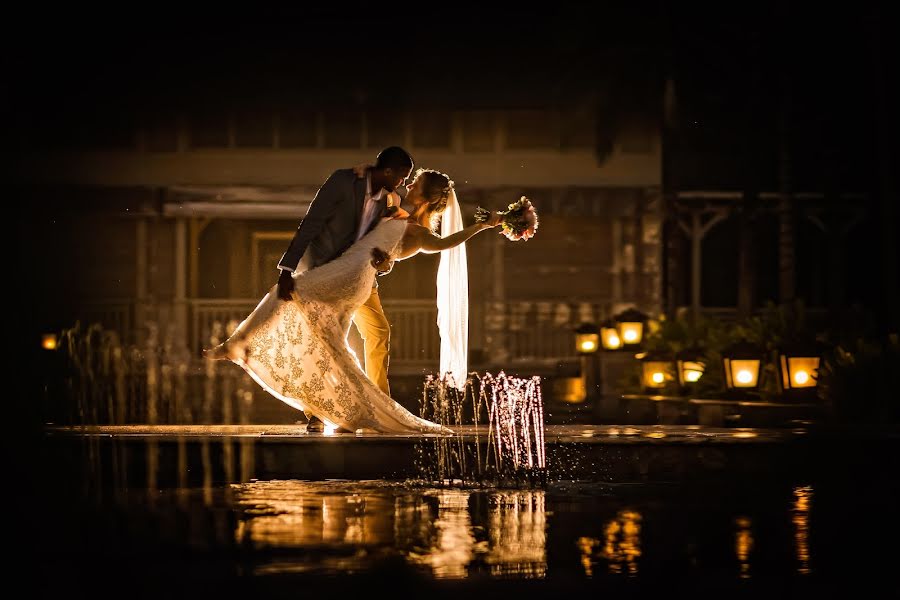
[
  {"xmin": 575, "ymin": 308, "xmax": 648, "ymax": 354},
  {"xmin": 575, "ymin": 309, "xmax": 822, "ymax": 399}
]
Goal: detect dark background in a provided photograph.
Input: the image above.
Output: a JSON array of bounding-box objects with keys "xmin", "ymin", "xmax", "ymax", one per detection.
[{"xmin": 7, "ymin": 2, "xmax": 897, "ymax": 412}]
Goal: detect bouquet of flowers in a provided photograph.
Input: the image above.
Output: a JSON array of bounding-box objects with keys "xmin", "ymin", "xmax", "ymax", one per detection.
[{"xmin": 475, "ymin": 196, "xmax": 539, "ymax": 241}]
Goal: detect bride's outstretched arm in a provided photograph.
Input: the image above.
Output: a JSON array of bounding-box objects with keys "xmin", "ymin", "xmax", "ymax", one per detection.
[{"xmin": 418, "ymin": 212, "xmax": 501, "ymax": 254}]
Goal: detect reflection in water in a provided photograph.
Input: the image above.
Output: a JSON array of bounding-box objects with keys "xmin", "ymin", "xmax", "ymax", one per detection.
[
  {"xmin": 577, "ymin": 536, "xmax": 598, "ymax": 577},
  {"xmin": 735, "ymin": 516, "xmax": 754, "ymax": 579},
  {"xmin": 230, "ymin": 481, "xmax": 547, "ymax": 578},
  {"xmin": 240, "ymin": 438, "xmax": 255, "ymax": 482},
  {"xmin": 419, "ymin": 373, "xmax": 546, "ymax": 485},
  {"xmin": 577, "ymin": 509, "xmax": 643, "ymax": 577},
  {"xmin": 603, "ymin": 510, "xmax": 642, "ymax": 576},
  {"xmin": 146, "ymin": 439, "xmax": 158, "ymax": 506},
  {"xmin": 793, "ymin": 485, "xmax": 813, "ymax": 575},
  {"xmin": 177, "ymin": 437, "xmax": 189, "ymax": 508},
  {"xmin": 484, "ymin": 492, "xmax": 547, "ymax": 577},
  {"xmin": 412, "ymin": 491, "xmax": 475, "ymax": 578}
]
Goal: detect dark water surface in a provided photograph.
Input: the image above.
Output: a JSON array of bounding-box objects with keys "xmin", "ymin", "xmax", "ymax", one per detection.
[{"xmin": 21, "ymin": 429, "xmax": 900, "ymax": 598}]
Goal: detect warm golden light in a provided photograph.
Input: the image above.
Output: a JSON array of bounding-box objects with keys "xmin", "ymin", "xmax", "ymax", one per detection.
[
  {"xmin": 42, "ymin": 334, "xmax": 58, "ymax": 350},
  {"xmin": 680, "ymin": 361, "xmax": 705, "ymax": 383},
  {"xmin": 613, "ymin": 309, "xmax": 647, "ymax": 347},
  {"xmin": 723, "ymin": 344, "xmax": 763, "ymax": 391},
  {"xmin": 484, "ymin": 491, "xmax": 547, "ymax": 578},
  {"xmin": 601, "ymin": 328, "xmax": 621, "ymax": 350},
  {"xmin": 781, "ymin": 356, "xmax": 820, "ymax": 389},
  {"xmin": 726, "ymin": 358, "xmax": 760, "ymax": 388},
  {"xmin": 230, "ymin": 482, "xmax": 546, "ymax": 578},
  {"xmin": 578, "ymin": 537, "xmax": 598, "ymax": 577},
  {"xmin": 793, "ymin": 486, "xmax": 813, "ymax": 575},
  {"xmin": 602, "ymin": 510, "xmax": 642, "ymax": 576},
  {"xmin": 642, "ymin": 359, "xmax": 674, "ymax": 389},
  {"xmin": 553, "ymin": 377, "xmax": 586, "ymax": 404},
  {"xmin": 575, "ymin": 329, "xmax": 600, "ymax": 355},
  {"xmin": 735, "ymin": 516, "xmax": 754, "ymax": 580}
]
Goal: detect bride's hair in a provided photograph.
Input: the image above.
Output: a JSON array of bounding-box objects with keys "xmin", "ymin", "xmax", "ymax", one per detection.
[{"xmin": 414, "ymin": 168, "xmax": 455, "ymax": 231}]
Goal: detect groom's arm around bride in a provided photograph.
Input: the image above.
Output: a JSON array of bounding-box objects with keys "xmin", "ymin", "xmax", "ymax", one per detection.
[{"xmin": 276, "ymin": 170, "xmax": 356, "ymax": 301}]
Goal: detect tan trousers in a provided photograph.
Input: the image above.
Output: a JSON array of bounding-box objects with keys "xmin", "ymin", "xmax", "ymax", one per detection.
[{"xmin": 352, "ymin": 287, "xmax": 391, "ymax": 395}]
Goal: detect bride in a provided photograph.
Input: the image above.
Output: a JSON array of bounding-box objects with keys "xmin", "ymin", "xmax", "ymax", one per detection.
[{"xmin": 205, "ymin": 169, "xmax": 502, "ymax": 434}]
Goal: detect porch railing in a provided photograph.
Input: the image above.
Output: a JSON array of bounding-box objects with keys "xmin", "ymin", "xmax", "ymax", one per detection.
[
  {"xmin": 79, "ymin": 299, "xmax": 134, "ymax": 344},
  {"xmin": 187, "ymin": 298, "xmax": 607, "ymax": 369},
  {"xmin": 76, "ymin": 299, "xmax": 832, "ymax": 372}
]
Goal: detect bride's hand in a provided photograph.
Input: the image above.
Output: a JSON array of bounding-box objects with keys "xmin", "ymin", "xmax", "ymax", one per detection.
[
  {"xmin": 484, "ymin": 211, "xmax": 503, "ymax": 227},
  {"xmin": 353, "ymin": 163, "xmax": 374, "ymax": 178},
  {"xmin": 371, "ymin": 248, "xmax": 393, "ymax": 274}
]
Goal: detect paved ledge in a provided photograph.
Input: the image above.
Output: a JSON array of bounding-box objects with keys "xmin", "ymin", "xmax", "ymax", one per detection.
[
  {"xmin": 622, "ymin": 394, "xmax": 820, "ymax": 409},
  {"xmin": 40, "ymin": 423, "xmax": 897, "ymax": 484},
  {"xmin": 45, "ymin": 423, "xmax": 806, "ymax": 445}
]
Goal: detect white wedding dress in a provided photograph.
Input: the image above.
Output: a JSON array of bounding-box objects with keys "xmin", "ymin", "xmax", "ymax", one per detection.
[{"xmin": 207, "ymin": 218, "xmax": 447, "ymax": 434}]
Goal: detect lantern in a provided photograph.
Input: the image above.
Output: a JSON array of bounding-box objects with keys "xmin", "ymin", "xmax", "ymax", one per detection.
[
  {"xmin": 614, "ymin": 308, "xmax": 648, "ymax": 349},
  {"xmin": 42, "ymin": 334, "xmax": 58, "ymax": 351},
  {"xmin": 575, "ymin": 323, "xmax": 600, "ymax": 355},
  {"xmin": 637, "ymin": 350, "xmax": 677, "ymax": 391},
  {"xmin": 675, "ymin": 347, "xmax": 706, "ymax": 387},
  {"xmin": 778, "ymin": 342, "xmax": 822, "ymax": 398},
  {"xmin": 722, "ymin": 340, "xmax": 764, "ymax": 394},
  {"xmin": 599, "ymin": 319, "xmax": 622, "ymax": 351}
]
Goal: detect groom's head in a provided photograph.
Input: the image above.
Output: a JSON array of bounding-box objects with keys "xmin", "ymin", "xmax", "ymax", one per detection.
[{"xmin": 372, "ymin": 146, "xmax": 414, "ymax": 193}]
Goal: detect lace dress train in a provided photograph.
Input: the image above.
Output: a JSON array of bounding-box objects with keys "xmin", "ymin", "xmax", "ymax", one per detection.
[{"xmin": 206, "ymin": 219, "xmax": 446, "ymax": 434}]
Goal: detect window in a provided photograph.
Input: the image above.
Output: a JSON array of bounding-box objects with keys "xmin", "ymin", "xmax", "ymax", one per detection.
[
  {"xmin": 462, "ymin": 111, "xmax": 495, "ymax": 152},
  {"xmin": 617, "ymin": 116, "xmax": 655, "ymax": 154},
  {"xmin": 323, "ymin": 111, "xmax": 362, "ymax": 148},
  {"xmin": 279, "ymin": 109, "xmax": 317, "ymax": 148},
  {"xmin": 235, "ymin": 109, "xmax": 273, "ymax": 148},
  {"xmin": 560, "ymin": 109, "xmax": 595, "ymax": 149},
  {"xmin": 411, "ymin": 111, "xmax": 451, "ymax": 148},
  {"xmin": 144, "ymin": 112, "xmax": 178, "ymax": 152},
  {"xmin": 367, "ymin": 110, "xmax": 404, "ymax": 148},
  {"xmin": 189, "ymin": 109, "xmax": 229, "ymax": 148},
  {"xmin": 506, "ymin": 110, "xmax": 558, "ymax": 149}
]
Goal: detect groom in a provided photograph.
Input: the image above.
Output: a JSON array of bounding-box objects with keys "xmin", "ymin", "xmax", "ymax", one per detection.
[{"xmin": 277, "ymin": 146, "xmax": 414, "ymax": 431}]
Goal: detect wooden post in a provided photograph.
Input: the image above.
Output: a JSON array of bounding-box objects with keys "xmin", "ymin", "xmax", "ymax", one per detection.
[
  {"xmin": 189, "ymin": 217, "xmax": 212, "ymax": 300},
  {"xmin": 690, "ymin": 211, "xmax": 702, "ymax": 319},
  {"xmin": 135, "ymin": 217, "xmax": 148, "ymax": 345},
  {"xmin": 611, "ymin": 217, "xmax": 623, "ymax": 305},
  {"xmin": 677, "ymin": 202, "xmax": 729, "ymax": 321},
  {"xmin": 174, "ymin": 217, "xmax": 188, "ymax": 350},
  {"xmin": 737, "ymin": 198, "xmax": 756, "ymax": 320}
]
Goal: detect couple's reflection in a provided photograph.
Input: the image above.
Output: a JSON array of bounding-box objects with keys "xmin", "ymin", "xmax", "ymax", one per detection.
[{"xmin": 231, "ymin": 481, "xmax": 547, "ymax": 577}]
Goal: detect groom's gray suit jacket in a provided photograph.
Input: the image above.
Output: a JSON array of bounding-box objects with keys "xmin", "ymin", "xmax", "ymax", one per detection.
[{"xmin": 278, "ymin": 168, "xmax": 389, "ymax": 274}]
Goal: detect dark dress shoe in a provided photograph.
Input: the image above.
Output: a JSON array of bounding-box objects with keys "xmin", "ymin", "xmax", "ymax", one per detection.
[{"xmin": 306, "ymin": 416, "xmax": 325, "ymax": 433}]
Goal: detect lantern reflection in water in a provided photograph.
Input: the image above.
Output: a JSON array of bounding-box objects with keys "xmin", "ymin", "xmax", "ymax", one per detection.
[
  {"xmin": 793, "ymin": 486, "xmax": 813, "ymax": 575},
  {"xmin": 735, "ymin": 516, "xmax": 754, "ymax": 579},
  {"xmin": 578, "ymin": 509, "xmax": 643, "ymax": 577}
]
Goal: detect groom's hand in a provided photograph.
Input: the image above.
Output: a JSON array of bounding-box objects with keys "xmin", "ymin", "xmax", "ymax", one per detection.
[{"xmin": 277, "ymin": 269, "xmax": 295, "ymax": 301}]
